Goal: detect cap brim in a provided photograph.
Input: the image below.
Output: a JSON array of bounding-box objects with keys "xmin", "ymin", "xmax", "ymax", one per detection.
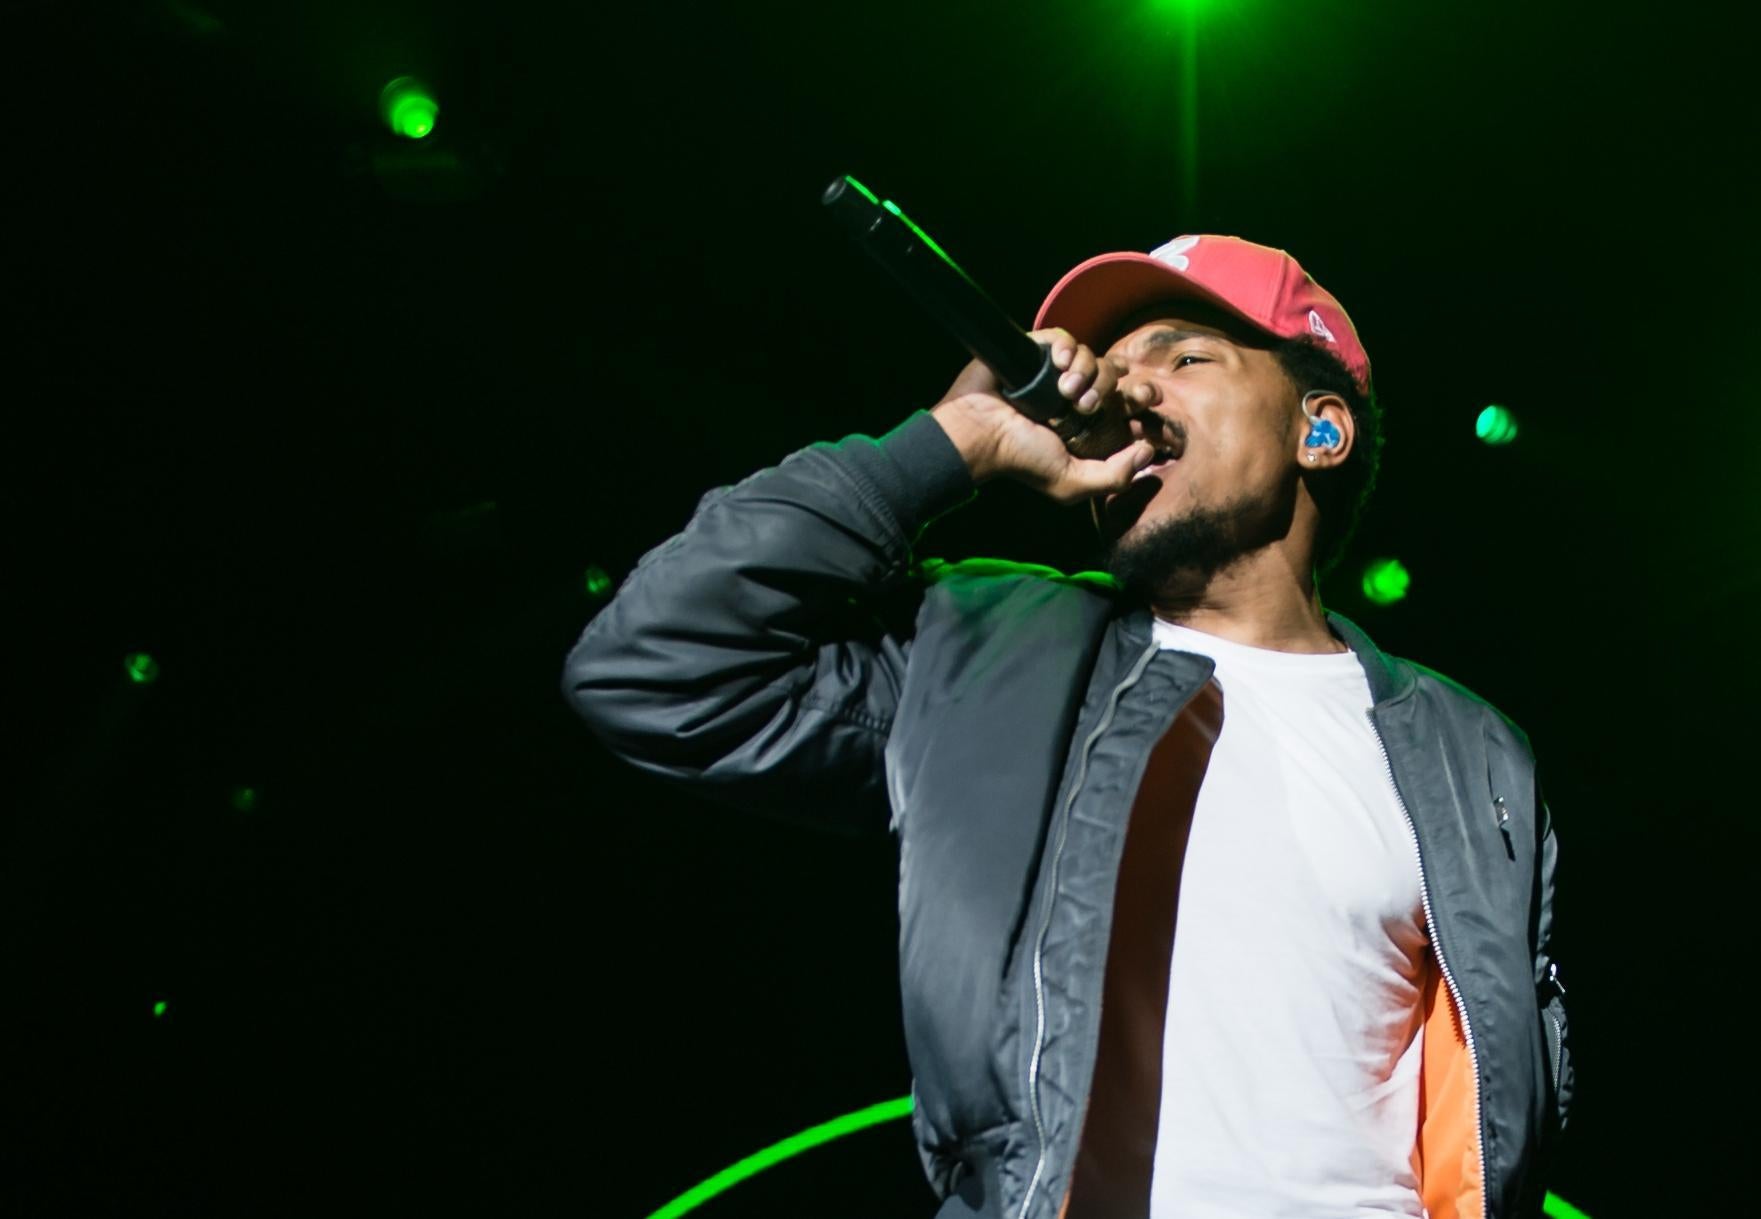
[{"xmin": 1033, "ymin": 252, "xmax": 1268, "ymax": 350}]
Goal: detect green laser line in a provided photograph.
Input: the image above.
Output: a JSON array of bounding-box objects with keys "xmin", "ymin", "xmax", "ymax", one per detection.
[
  {"xmin": 1544, "ymin": 1191, "xmax": 1594, "ymax": 1219},
  {"xmin": 644, "ymin": 1093, "xmax": 1591, "ymax": 1219},
  {"xmin": 641, "ymin": 1095, "xmax": 910, "ymax": 1219}
]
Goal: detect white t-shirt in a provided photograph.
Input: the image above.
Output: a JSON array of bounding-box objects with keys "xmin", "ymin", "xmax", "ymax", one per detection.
[{"xmin": 1147, "ymin": 618, "xmax": 1430, "ymax": 1219}]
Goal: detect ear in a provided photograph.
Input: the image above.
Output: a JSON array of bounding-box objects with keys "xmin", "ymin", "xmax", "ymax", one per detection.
[{"xmin": 1297, "ymin": 391, "xmax": 1354, "ymax": 469}]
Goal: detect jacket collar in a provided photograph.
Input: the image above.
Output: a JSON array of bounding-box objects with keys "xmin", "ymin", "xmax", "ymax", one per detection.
[
  {"xmin": 1324, "ymin": 609, "xmax": 1415, "ymax": 706},
  {"xmin": 1114, "ymin": 602, "xmax": 1415, "ymax": 707}
]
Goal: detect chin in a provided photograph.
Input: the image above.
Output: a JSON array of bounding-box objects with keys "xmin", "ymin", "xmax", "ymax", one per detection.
[
  {"xmin": 1101, "ymin": 482, "xmax": 1272, "ymax": 595},
  {"xmin": 1100, "ymin": 474, "xmax": 1188, "ymax": 545}
]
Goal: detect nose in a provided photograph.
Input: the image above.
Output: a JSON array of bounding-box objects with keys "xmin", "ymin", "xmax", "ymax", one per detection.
[{"xmin": 1114, "ymin": 370, "xmax": 1162, "ymax": 440}]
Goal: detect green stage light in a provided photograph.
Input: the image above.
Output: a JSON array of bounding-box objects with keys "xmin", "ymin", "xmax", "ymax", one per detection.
[
  {"xmin": 584, "ymin": 565, "xmax": 613, "ymax": 600},
  {"xmin": 1476, "ymin": 404, "xmax": 1518, "ymax": 445},
  {"xmin": 1362, "ymin": 558, "xmax": 1411, "ymax": 606},
  {"xmin": 231, "ymin": 786, "xmax": 258, "ymax": 812},
  {"xmin": 152, "ymin": 1000, "xmax": 168, "ymax": 1018},
  {"xmin": 124, "ymin": 652, "xmax": 160, "ymax": 684},
  {"xmin": 380, "ymin": 76, "xmax": 439, "ymax": 140}
]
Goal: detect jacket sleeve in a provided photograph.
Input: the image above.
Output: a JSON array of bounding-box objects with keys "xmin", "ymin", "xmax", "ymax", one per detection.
[
  {"xmin": 559, "ymin": 410, "xmax": 976, "ymax": 830},
  {"xmin": 1534, "ymin": 785, "xmax": 1575, "ymax": 1141}
]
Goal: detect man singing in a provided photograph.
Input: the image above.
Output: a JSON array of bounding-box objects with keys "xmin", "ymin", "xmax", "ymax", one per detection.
[{"xmin": 562, "ymin": 234, "xmax": 1574, "ymax": 1219}]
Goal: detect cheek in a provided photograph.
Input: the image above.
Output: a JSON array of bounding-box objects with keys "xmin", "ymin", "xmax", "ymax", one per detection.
[
  {"xmin": 1205, "ymin": 420, "xmax": 1291, "ymax": 483},
  {"xmin": 1134, "ymin": 470, "xmax": 1201, "ymax": 528}
]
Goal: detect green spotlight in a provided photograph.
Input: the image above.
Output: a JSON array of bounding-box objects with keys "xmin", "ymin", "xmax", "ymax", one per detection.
[
  {"xmin": 1476, "ymin": 404, "xmax": 1518, "ymax": 445},
  {"xmin": 584, "ymin": 565, "xmax": 613, "ymax": 600},
  {"xmin": 1148, "ymin": 0, "xmax": 1215, "ymax": 16},
  {"xmin": 152, "ymin": 1000, "xmax": 168, "ymax": 1018},
  {"xmin": 1362, "ymin": 558, "xmax": 1411, "ymax": 606},
  {"xmin": 231, "ymin": 786, "xmax": 258, "ymax": 812},
  {"xmin": 380, "ymin": 76, "xmax": 439, "ymax": 140},
  {"xmin": 124, "ymin": 652, "xmax": 160, "ymax": 684}
]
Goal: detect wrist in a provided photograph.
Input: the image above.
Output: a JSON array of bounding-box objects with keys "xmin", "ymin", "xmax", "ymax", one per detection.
[{"xmin": 930, "ymin": 400, "xmax": 1000, "ymax": 484}]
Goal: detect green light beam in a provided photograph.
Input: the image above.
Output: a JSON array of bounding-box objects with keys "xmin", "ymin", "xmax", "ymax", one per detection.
[
  {"xmin": 1179, "ymin": 1, "xmax": 1198, "ymax": 218},
  {"xmin": 646, "ymin": 1092, "xmax": 1592, "ymax": 1219},
  {"xmin": 641, "ymin": 1095, "xmax": 912, "ymax": 1219}
]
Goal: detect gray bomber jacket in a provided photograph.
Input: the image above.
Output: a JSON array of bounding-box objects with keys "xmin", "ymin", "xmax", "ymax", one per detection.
[{"xmin": 562, "ymin": 411, "xmax": 1575, "ymax": 1219}]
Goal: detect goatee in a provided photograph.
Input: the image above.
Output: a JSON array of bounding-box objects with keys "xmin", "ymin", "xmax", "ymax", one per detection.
[{"xmin": 1102, "ymin": 493, "xmax": 1287, "ymax": 600}]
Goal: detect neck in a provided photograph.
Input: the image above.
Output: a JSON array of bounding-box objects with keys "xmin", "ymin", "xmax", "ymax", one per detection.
[{"xmin": 1148, "ymin": 546, "xmax": 1344, "ymax": 654}]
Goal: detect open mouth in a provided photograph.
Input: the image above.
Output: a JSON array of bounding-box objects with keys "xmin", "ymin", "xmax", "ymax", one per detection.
[
  {"xmin": 1131, "ymin": 445, "xmax": 1181, "ymax": 483},
  {"xmin": 1099, "ymin": 446, "xmax": 1180, "ymax": 535}
]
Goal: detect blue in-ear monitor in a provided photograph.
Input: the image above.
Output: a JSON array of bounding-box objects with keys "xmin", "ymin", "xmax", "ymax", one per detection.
[{"xmin": 1305, "ymin": 418, "xmax": 1343, "ymax": 449}]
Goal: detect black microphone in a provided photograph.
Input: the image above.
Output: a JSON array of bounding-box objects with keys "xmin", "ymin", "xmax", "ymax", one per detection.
[{"xmin": 822, "ymin": 174, "xmax": 1134, "ymax": 461}]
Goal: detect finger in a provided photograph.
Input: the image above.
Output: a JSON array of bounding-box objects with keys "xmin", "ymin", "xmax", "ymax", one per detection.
[
  {"xmin": 1054, "ymin": 440, "xmax": 1156, "ymax": 504},
  {"xmin": 1059, "ymin": 344, "xmax": 1097, "ymax": 403},
  {"xmin": 1029, "ymin": 327, "xmax": 1077, "ymax": 371},
  {"xmin": 1080, "ymin": 352, "xmax": 1122, "ymax": 413}
]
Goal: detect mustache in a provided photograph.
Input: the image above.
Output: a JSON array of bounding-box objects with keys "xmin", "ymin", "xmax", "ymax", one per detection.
[{"xmin": 1125, "ymin": 405, "xmax": 1187, "ymax": 454}]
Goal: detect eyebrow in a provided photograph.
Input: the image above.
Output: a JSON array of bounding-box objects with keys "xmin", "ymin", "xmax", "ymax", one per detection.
[{"xmin": 1128, "ymin": 327, "xmax": 1230, "ymax": 359}]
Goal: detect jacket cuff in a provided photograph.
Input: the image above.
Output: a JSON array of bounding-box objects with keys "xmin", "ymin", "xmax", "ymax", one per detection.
[{"xmin": 840, "ymin": 410, "xmax": 978, "ymax": 543}]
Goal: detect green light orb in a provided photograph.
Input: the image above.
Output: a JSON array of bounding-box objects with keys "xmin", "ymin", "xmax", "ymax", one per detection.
[
  {"xmin": 124, "ymin": 652, "xmax": 160, "ymax": 684},
  {"xmin": 152, "ymin": 1000, "xmax": 168, "ymax": 1018},
  {"xmin": 380, "ymin": 76, "xmax": 439, "ymax": 140},
  {"xmin": 1362, "ymin": 557, "xmax": 1411, "ymax": 606},
  {"xmin": 231, "ymin": 786, "xmax": 258, "ymax": 812},
  {"xmin": 584, "ymin": 565, "xmax": 613, "ymax": 600},
  {"xmin": 1476, "ymin": 404, "xmax": 1519, "ymax": 445}
]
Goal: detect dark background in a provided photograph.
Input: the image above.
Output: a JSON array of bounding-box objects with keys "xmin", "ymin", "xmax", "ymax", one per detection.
[{"xmin": 5, "ymin": 1, "xmax": 1753, "ymax": 1216}]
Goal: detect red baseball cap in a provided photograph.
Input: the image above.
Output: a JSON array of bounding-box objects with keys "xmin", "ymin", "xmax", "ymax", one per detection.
[{"xmin": 1032, "ymin": 234, "xmax": 1372, "ymax": 394}]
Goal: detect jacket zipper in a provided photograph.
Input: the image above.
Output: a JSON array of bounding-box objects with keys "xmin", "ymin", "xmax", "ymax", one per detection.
[
  {"xmin": 1365, "ymin": 708, "xmax": 1487, "ymax": 1219},
  {"xmin": 1545, "ymin": 962, "xmax": 1565, "ymax": 1100},
  {"xmin": 1017, "ymin": 638, "xmax": 1162, "ymax": 1219},
  {"xmin": 1545, "ymin": 1008, "xmax": 1562, "ymax": 1099}
]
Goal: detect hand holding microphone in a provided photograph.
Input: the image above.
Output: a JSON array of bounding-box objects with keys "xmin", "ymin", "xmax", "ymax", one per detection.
[
  {"xmin": 930, "ymin": 327, "xmax": 1161, "ymax": 506},
  {"xmin": 823, "ymin": 174, "xmax": 1146, "ymax": 486}
]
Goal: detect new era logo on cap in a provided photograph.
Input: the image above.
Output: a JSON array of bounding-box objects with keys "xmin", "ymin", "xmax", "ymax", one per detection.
[
  {"xmin": 1150, "ymin": 234, "xmax": 1199, "ymax": 271},
  {"xmin": 1034, "ymin": 233, "xmax": 1372, "ymax": 394}
]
